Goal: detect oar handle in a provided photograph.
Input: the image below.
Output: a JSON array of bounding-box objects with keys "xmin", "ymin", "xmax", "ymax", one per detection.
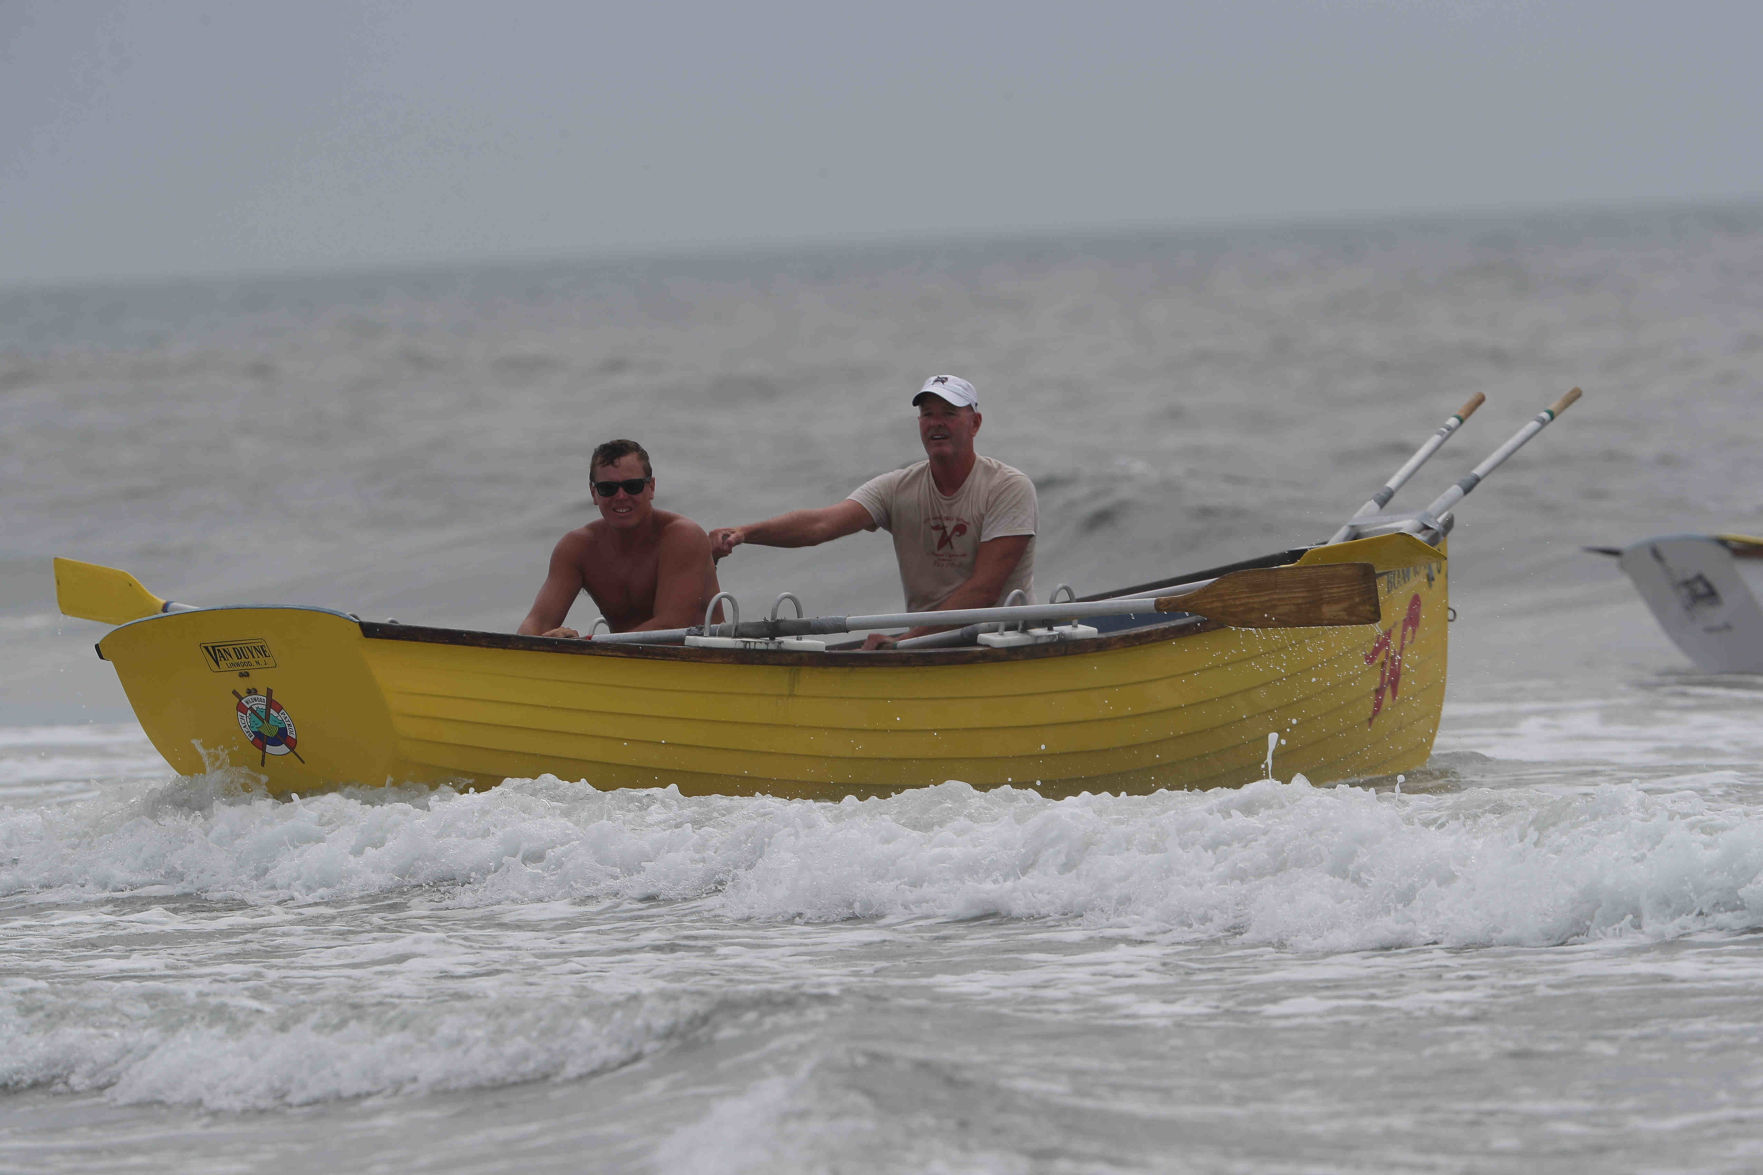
[
  {"xmin": 1419, "ymin": 387, "xmax": 1583, "ymax": 521},
  {"xmin": 1548, "ymin": 386, "xmax": 1582, "ymax": 416},
  {"xmin": 1328, "ymin": 391, "xmax": 1488, "ymax": 543}
]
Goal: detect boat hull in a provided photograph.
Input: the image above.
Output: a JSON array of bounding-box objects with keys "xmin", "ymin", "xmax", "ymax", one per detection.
[
  {"xmin": 95, "ymin": 533, "xmax": 1449, "ymax": 798},
  {"xmin": 1614, "ymin": 534, "xmax": 1763, "ymax": 673}
]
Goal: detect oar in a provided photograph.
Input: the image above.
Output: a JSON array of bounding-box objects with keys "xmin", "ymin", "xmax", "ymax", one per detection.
[
  {"xmin": 53, "ymin": 558, "xmax": 193, "ymax": 624},
  {"xmin": 909, "ymin": 561, "xmax": 1375, "ymax": 645},
  {"xmin": 1331, "ymin": 388, "xmax": 1583, "ymax": 544},
  {"xmin": 1328, "ymin": 393, "xmax": 1485, "ymax": 544},
  {"xmin": 1412, "ymin": 386, "xmax": 1582, "ymax": 527},
  {"xmin": 591, "ymin": 562, "xmax": 1381, "ymax": 646},
  {"xmin": 894, "ymin": 614, "xmax": 1211, "ymax": 651}
]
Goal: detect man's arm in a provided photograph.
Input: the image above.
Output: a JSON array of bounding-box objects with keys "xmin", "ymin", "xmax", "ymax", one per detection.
[
  {"xmin": 862, "ymin": 534, "xmax": 1033, "ymax": 649},
  {"xmin": 517, "ymin": 534, "xmax": 587, "ymax": 636},
  {"xmin": 636, "ymin": 521, "xmax": 718, "ymax": 632},
  {"xmin": 709, "ymin": 499, "xmax": 874, "ymax": 560}
]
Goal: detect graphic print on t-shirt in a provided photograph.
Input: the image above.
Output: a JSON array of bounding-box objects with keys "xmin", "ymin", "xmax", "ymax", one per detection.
[{"xmin": 926, "ymin": 514, "xmax": 975, "ymax": 564}]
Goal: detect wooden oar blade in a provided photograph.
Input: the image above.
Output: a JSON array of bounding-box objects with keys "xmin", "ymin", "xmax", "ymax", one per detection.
[
  {"xmin": 1157, "ymin": 563, "xmax": 1381, "ymax": 628},
  {"xmin": 53, "ymin": 557, "xmax": 167, "ymax": 625}
]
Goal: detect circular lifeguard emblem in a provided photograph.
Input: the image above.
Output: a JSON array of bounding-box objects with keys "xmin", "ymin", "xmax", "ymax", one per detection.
[{"xmin": 234, "ymin": 688, "xmax": 298, "ymax": 756}]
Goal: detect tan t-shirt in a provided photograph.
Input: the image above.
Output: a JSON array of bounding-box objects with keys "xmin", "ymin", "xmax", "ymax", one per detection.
[{"xmin": 848, "ymin": 456, "xmax": 1037, "ymax": 612}]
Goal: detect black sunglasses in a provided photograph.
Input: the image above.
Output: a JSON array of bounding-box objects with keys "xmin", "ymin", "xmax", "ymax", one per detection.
[{"xmin": 593, "ymin": 477, "xmax": 651, "ymax": 498}]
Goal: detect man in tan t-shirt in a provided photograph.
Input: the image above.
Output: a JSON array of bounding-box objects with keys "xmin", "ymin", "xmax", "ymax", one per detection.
[{"xmin": 708, "ymin": 374, "xmax": 1037, "ymax": 649}]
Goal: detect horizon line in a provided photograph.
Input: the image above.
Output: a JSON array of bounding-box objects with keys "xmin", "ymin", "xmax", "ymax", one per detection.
[{"xmin": 5, "ymin": 191, "xmax": 1761, "ymax": 296}]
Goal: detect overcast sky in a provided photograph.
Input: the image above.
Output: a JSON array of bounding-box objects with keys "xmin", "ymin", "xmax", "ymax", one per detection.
[{"xmin": 3, "ymin": 0, "xmax": 1760, "ymax": 285}]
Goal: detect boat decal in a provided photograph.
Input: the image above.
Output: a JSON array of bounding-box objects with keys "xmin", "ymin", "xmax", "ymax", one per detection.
[
  {"xmin": 1365, "ymin": 594, "xmax": 1423, "ymax": 727},
  {"xmin": 1375, "ymin": 561, "xmax": 1441, "ymax": 594},
  {"xmin": 202, "ymin": 638, "xmax": 278, "ymax": 672},
  {"xmin": 233, "ymin": 687, "xmax": 303, "ymax": 765},
  {"xmin": 1644, "ymin": 544, "xmax": 1729, "ymax": 619},
  {"xmin": 1673, "ymin": 573, "xmax": 1723, "ymax": 615}
]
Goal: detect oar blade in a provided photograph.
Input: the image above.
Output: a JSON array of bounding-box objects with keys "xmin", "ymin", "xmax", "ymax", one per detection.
[
  {"xmin": 1159, "ymin": 563, "xmax": 1381, "ymax": 628},
  {"xmin": 53, "ymin": 557, "xmax": 167, "ymax": 625}
]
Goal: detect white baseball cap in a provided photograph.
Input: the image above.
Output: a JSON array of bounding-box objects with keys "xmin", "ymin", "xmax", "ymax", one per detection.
[{"xmin": 913, "ymin": 374, "xmax": 979, "ymax": 409}]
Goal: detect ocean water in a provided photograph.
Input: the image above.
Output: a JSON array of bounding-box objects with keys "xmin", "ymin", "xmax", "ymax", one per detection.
[{"xmin": 4, "ymin": 203, "xmax": 1763, "ymax": 1172}]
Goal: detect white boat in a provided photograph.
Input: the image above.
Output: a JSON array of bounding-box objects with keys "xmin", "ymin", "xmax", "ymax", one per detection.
[{"xmin": 1590, "ymin": 534, "xmax": 1763, "ymax": 673}]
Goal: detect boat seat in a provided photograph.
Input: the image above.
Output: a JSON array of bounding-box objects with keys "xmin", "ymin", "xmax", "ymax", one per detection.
[
  {"xmin": 685, "ymin": 634, "xmax": 828, "ymax": 651},
  {"xmin": 978, "ymin": 623, "xmax": 1100, "ymax": 648}
]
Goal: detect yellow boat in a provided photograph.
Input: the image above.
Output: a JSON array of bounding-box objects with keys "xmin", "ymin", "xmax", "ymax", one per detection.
[
  {"xmin": 53, "ymin": 532, "xmax": 1444, "ymax": 799},
  {"xmin": 53, "ymin": 389, "xmax": 1579, "ymax": 800}
]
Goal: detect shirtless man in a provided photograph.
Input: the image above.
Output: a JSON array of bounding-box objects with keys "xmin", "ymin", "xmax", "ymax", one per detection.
[
  {"xmin": 519, "ymin": 439, "xmax": 722, "ymax": 638},
  {"xmin": 709, "ymin": 374, "xmax": 1035, "ymax": 649}
]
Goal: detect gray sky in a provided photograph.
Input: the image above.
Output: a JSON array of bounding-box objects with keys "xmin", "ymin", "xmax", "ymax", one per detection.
[{"xmin": 4, "ymin": 0, "xmax": 1761, "ymax": 285}]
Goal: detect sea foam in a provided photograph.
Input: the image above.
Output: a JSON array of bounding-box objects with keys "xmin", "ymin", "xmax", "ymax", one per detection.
[{"xmin": 5, "ymin": 771, "xmax": 1763, "ymax": 951}]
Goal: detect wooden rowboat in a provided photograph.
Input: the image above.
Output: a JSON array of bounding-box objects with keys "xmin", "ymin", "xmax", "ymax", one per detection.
[
  {"xmin": 53, "ymin": 389, "xmax": 1580, "ymax": 799},
  {"xmin": 55, "ymin": 532, "xmax": 1439, "ymax": 798}
]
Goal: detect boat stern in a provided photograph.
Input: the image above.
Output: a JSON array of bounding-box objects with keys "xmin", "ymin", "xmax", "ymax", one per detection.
[{"xmin": 96, "ymin": 606, "xmax": 411, "ymax": 795}]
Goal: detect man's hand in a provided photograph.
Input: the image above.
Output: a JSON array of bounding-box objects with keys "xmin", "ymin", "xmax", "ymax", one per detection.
[
  {"xmin": 861, "ymin": 632, "xmax": 899, "ymax": 651},
  {"xmin": 708, "ymin": 527, "xmax": 744, "ymax": 561},
  {"xmin": 542, "ymin": 627, "xmax": 587, "ymax": 639},
  {"xmin": 708, "ymin": 503, "xmax": 872, "ymax": 558}
]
